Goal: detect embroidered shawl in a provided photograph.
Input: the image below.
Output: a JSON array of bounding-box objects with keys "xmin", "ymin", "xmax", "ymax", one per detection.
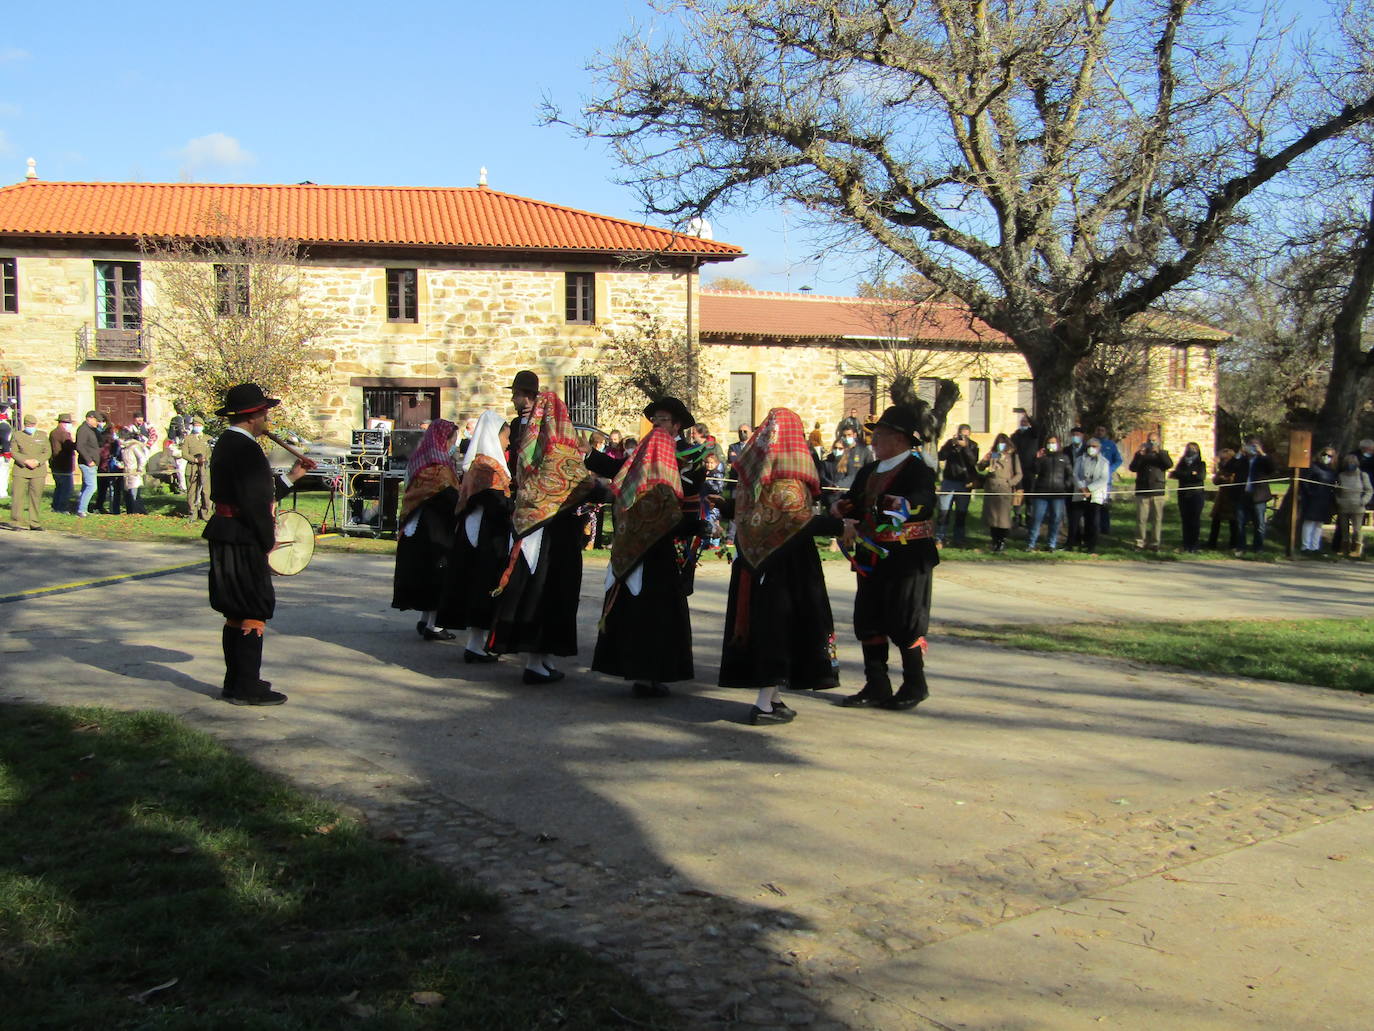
[
  {"xmin": 609, "ymin": 427, "xmax": 684, "ymax": 579},
  {"xmin": 457, "ymin": 409, "xmax": 510, "ymax": 513},
  {"xmin": 399, "ymin": 419, "xmax": 460, "ymax": 523},
  {"xmin": 733, "ymin": 408, "xmax": 820, "ymax": 569},
  {"xmin": 510, "ymin": 392, "xmax": 594, "ymax": 536}
]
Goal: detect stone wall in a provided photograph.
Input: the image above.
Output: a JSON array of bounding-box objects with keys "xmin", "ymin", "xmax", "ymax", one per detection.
[{"xmin": 0, "ymin": 247, "xmax": 695, "ymax": 440}]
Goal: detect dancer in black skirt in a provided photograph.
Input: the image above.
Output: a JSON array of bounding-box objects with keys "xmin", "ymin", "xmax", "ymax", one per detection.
[
  {"xmin": 437, "ymin": 409, "xmax": 511, "ymax": 662},
  {"xmin": 831, "ymin": 403, "xmax": 940, "ymax": 710},
  {"xmin": 589, "ymin": 397, "xmax": 703, "ymax": 698},
  {"xmin": 392, "ymin": 419, "xmax": 461, "ymax": 640},
  {"xmin": 203, "ymin": 383, "xmax": 311, "ymax": 705},
  {"xmin": 717, "ymin": 407, "xmax": 838, "ymax": 724}
]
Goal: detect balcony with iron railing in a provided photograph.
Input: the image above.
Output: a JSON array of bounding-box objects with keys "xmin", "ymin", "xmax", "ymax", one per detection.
[{"xmin": 76, "ymin": 324, "xmax": 152, "ymax": 364}]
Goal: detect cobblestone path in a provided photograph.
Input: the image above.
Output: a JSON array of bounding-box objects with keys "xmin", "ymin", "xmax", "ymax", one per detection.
[{"xmin": 215, "ymin": 718, "xmax": 1373, "ymax": 1031}]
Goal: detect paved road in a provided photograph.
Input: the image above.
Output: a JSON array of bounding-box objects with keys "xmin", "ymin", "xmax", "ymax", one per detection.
[{"xmin": 2, "ymin": 533, "xmax": 1371, "ymax": 1029}]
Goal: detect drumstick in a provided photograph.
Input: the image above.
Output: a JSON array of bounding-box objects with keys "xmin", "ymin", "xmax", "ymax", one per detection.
[{"xmin": 265, "ymin": 430, "xmax": 318, "ymax": 471}]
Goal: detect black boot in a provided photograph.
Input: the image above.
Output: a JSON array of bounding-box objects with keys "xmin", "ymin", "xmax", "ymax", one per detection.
[
  {"xmin": 840, "ymin": 641, "xmax": 892, "ymax": 707},
  {"xmin": 220, "ymin": 625, "xmax": 239, "ymax": 696},
  {"xmin": 224, "ymin": 630, "xmax": 287, "ymax": 706},
  {"xmin": 884, "ymin": 644, "xmax": 930, "ymax": 710}
]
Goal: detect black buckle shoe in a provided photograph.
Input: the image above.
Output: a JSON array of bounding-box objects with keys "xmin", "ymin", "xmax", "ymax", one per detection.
[
  {"xmin": 839, "ymin": 687, "xmax": 892, "ymax": 707},
  {"xmin": 750, "ymin": 705, "xmax": 796, "ymax": 725},
  {"xmin": 632, "ymin": 681, "xmax": 671, "ymax": 698},
  {"xmin": 523, "ymin": 666, "xmax": 566, "ymax": 685},
  {"xmin": 464, "ymin": 649, "xmax": 499, "ymax": 664},
  {"xmin": 223, "ymin": 689, "xmax": 288, "ymax": 706}
]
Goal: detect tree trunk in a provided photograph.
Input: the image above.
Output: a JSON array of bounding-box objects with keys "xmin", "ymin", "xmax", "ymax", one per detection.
[
  {"xmin": 1023, "ymin": 339, "xmax": 1084, "ymax": 444},
  {"xmin": 1316, "ymin": 361, "xmax": 1374, "ymax": 455},
  {"xmin": 1315, "ymin": 188, "xmax": 1374, "ymax": 456}
]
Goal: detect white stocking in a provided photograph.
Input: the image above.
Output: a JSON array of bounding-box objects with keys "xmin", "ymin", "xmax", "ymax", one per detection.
[{"xmin": 466, "ymin": 629, "xmax": 488, "ymax": 654}]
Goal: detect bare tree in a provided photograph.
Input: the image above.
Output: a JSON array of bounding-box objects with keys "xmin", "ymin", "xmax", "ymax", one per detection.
[
  {"xmin": 701, "ymin": 275, "xmax": 757, "ymax": 292},
  {"xmin": 578, "ymin": 302, "xmax": 726, "ymax": 429},
  {"xmin": 140, "ymin": 212, "xmax": 332, "ymax": 432},
  {"xmin": 551, "ymin": 0, "xmax": 1374, "ymax": 440}
]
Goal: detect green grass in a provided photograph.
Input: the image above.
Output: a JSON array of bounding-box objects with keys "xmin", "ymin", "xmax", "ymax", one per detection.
[
  {"xmin": 947, "ymin": 617, "xmax": 1374, "ymax": 692},
  {"xmin": 0, "ymin": 705, "xmax": 675, "ymax": 1030}
]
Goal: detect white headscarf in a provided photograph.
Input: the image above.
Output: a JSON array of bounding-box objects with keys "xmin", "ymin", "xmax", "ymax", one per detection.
[{"xmin": 463, "ymin": 409, "xmax": 507, "ymax": 473}]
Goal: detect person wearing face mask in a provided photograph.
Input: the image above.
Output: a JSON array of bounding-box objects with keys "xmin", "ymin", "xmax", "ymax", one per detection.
[
  {"xmin": 935, "ymin": 423, "xmax": 980, "ymax": 547},
  {"xmin": 1093, "ymin": 425, "xmax": 1123, "ymax": 534},
  {"xmin": 977, "ymin": 432, "xmax": 1021, "ymax": 553},
  {"xmin": 1224, "ymin": 436, "xmax": 1275, "ymax": 554},
  {"xmin": 1207, "ymin": 447, "xmax": 1239, "ymax": 551},
  {"xmin": 74, "ymin": 410, "xmax": 103, "ymax": 517},
  {"xmin": 831, "ymin": 429, "xmax": 874, "ymax": 490},
  {"xmin": 6, "ymin": 413, "xmax": 50, "ymax": 531},
  {"xmin": 1169, "ymin": 442, "xmax": 1208, "ymax": 554},
  {"xmin": 1129, "ymin": 432, "xmax": 1172, "ymax": 551},
  {"xmin": 181, "ymin": 416, "xmax": 213, "ymax": 520},
  {"xmin": 1026, "ymin": 433, "xmax": 1073, "ymax": 551},
  {"xmin": 1064, "ymin": 426, "xmax": 1091, "ymax": 548},
  {"xmin": 1071, "ymin": 436, "xmax": 1111, "ymax": 554},
  {"xmin": 1010, "ymin": 412, "xmax": 1038, "ymax": 526},
  {"xmin": 1297, "ymin": 447, "xmax": 1339, "ymax": 554},
  {"xmin": 1334, "ymin": 452, "xmax": 1373, "ymax": 558}
]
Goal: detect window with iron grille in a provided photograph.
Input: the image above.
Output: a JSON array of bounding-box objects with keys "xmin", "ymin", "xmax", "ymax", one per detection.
[
  {"xmin": 386, "ymin": 268, "xmax": 418, "ymax": 323},
  {"xmin": 564, "ymin": 375, "xmax": 599, "ymax": 429},
  {"xmin": 214, "ymin": 264, "xmax": 251, "ymax": 316},
  {"xmin": 0, "ymin": 374, "xmax": 19, "ymax": 410},
  {"xmin": 565, "ymin": 272, "xmax": 595, "ymax": 324},
  {"xmin": 1016, "ymin": 379, "xmax": 1035, "ymax": 416},
  {"xmin": 1, "ymin": 258, "xmax": 15, "ymax": 314},
  {"xmin": 95, "ymin": 261, "xmax": 141, "ymax": 329},
  {"xmin": 968, "ymin": 378, "xmax": 990, "ymax": 433}
]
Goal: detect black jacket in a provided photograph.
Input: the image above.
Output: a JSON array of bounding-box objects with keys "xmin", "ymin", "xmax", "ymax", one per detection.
[
  {"xmin": 1028, "ymin": 450, "xmax": 1074, "ymax": 499},
  {"xmin": 1129, "ymin": 446, "xmax": 1173, "ymax": 496},
  {"xmin": 75, "ymin": 422, "xmax": 102, "ymax": 467},
  {"xmin": 937, "ymin": 437, "xmax": 980, "ymax": 484},
  {"xmin": 1170, "ymin": 454, "xmax": 1207, "ymax": 491},
  {"xmin": 1226, "ymin": 452, "xmax": 1276, "ymax": 503},
  {"xmin": 202, "ymin": 429, "xmax": 293, "ymax": 552}
]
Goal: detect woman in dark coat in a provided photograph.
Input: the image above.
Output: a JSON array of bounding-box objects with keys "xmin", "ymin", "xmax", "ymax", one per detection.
[
  {"xmin": 1170, "ymin": 442, "xmax": 1208, "ymax": 553},
  {"xmin": 438, "ymin": 409, "xmax": 511, "ymax": 661},
  {"xmin": 1297, "ymin": 446, "xmax": 1339, "ymax": 553},
  {"xmin": 1207, "ymin": 447, "xmax": 1238, "ymax": 550},
  {"xmin": 717, "ymin": 408, "xmax": 838, "ymax": 724},
  {"xmin": 391, "ymin": 419, "xmax": 461, "ymax": 639},
  {"xmin": 1026, "ymin": 434, "xmax": 1073, "ymax": 551}
]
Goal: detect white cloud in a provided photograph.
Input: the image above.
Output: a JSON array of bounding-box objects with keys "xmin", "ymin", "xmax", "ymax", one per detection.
[
  {"xmin": 0, "ymin": 130, "xmax": 13, "ymax": 158},
  {"xmin": 0, "ymin": 48, "xmax": 30, "ymax": 64},
  {"xmin": 174, "ymin": 132, "xmax": 254, "ymax": 177}
]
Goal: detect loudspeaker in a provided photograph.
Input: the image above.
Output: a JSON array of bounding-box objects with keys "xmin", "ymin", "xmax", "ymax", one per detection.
[{"xmin": 390, "ymin": 429, "xmax": 425, "ymax": 463}]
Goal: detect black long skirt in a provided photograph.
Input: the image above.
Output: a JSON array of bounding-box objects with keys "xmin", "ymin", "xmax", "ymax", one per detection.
[
  {"xmin": 592, "ymin": 535, "xmax": 694, "ymax": 684},
  {"xmin": 852, "ymin": 554, "xmax": 935, "ymax": 649},
  {"xmin": 437, "ymin": 491, "xmax": 511, "ymax": 630},
  {"xmin": 488, "ymin": 510, "xmax": 583, "ymax": 656},
  {"xmin": 208, "ymin": 541, "xmax": 275, "ymax": 622},
  {"xmin": 392, "ymin": 494, "xmax": 457, "ymax": 612},
  {"xmin": 719, "ymin": 534, "xmax": 837, "ymax": 691}
]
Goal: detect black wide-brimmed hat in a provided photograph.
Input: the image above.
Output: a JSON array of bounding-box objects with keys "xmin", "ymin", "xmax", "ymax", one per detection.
[
  {"xmin": 511, "ymin": 370, "xmax": 540, "ymax": 394},
  {"xmin": 642, "ymin": 396, "xmax": 694, "ymax": 430},
  {"xmin": 215, "ymin": 383, "xmax": 281, "ymax": 419},
  {"xmin": 865, "ymin": 405, "xmax": 923, "ymax": 443}
]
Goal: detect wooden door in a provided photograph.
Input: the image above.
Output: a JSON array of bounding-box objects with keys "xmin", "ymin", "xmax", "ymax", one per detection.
[
  {"xmin": 841, "ymin": 375, "xmax": 876, "ymax": 424},
  {"xmin": 94, "ymin": 378, "xmax": 146, "ymax": 429}
]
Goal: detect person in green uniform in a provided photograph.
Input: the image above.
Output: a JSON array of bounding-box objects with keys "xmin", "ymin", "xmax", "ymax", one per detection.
[
  {"xmin": 8, "ymin": 413, "xmax": 51, "ymax": 530},
  {"xmin": 181, "ymin": 416, "xmax": 213, "ymax": 520}
]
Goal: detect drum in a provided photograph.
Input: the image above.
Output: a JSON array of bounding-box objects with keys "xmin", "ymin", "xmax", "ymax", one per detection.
[{"xmin": 268, "ymin": 510, "xmax": 316, "ymax": 576}]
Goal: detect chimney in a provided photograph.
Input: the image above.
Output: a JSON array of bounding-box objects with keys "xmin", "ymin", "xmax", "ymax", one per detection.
[
  {"xmin": 25, "ymin": 157, "xmax": 37, "ymax": 180},
  {"xmin": 478, "ymin": 166, "xmax": 488, "ymax": 188}
]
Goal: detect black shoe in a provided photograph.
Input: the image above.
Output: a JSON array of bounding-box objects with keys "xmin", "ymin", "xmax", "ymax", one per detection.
[
  {"xmin": 771, "ymin": 700, "xmax": 796, "ymax": 717},
  {"xmin": 523, "ymin": 666, "xmax": 566, "ymax": 685},
  {"xmin": 839, "ymin": 688, "xmax": 892, "ymax": 707},
  {"xmin": 881, "ymin": 687, "xmax": 928, "ymax": 710},
  {"xmin": 632, "ymin": 681, "xmax": 671, "ymax": 698},
  {"xmin": 464, "ymin": 649, "xmax": 499, "ymax": 664},
  {"xmin": 750, "ymin": 705, "xmax": 796, "ymax": 725},
  {"xmin": 223, "ymin": 689, "xmax": 288, "ymax": 706},
  {"xmin": 417, "ymin": 622, "xmax": 456, "ymax": 641}
]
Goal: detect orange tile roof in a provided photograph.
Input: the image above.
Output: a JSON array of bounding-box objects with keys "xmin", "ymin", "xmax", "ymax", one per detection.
[
  {"xmin": 0, "ymin": 180, "xmax": 744, "ymax": 259},
  {"xmin": 699, "ymin": 291, "xmax": 1013, "ymax": 346},
  {"xmin": 700, "ymin": 291, "xmax": 1227, "ymax": 345}
]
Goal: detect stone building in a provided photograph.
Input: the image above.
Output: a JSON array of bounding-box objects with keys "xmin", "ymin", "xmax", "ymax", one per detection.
[
  {"xmin": 0, "ymin": 175, "xmax": 742, "ymax": 438},
  {"xmin": 697, "ymin": 290, "xmax": 1223, "ymax": 451}
]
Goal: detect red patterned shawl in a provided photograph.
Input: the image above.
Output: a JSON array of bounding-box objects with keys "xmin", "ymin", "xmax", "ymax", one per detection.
[
  {"xmin": 510, "ymin": 392, "xmax": 594, "ymax": 536},
  {"xmin": 609, "ymin": 427, "xmax": 684, "ymax": 579},
  {"xmin": 399, "ymin": 419, "xmax": 460, "ymax": 523},
  {"xmin": 734, "ymin": 408, "xmax": 820, "ymax": 569}
]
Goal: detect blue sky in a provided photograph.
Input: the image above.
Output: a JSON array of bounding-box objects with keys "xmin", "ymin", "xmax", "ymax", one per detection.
[{"xmin": 0, "ymin": 0, "xmax": 854, "ymax": 293}]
